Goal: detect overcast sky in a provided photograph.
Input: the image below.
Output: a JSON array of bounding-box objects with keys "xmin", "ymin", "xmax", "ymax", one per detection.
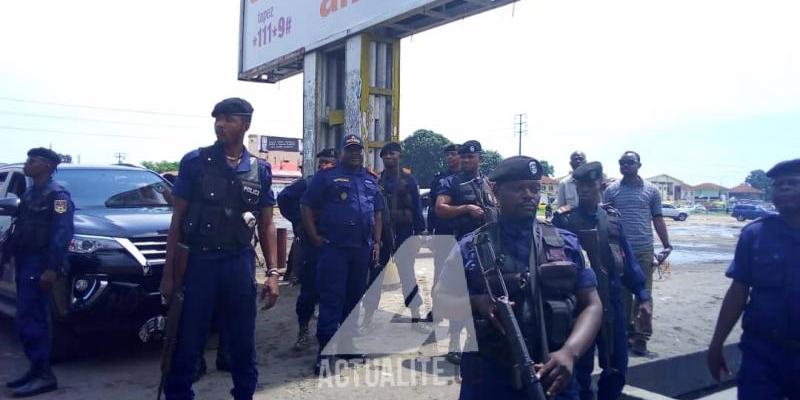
[{"xmin": 1, "ymin": 0, "xmax": 798, "ymax": 187}]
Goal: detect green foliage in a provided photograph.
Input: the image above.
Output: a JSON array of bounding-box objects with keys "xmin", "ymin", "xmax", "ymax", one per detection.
[
  {"xmin": 539, "ymin": 160, "xmax": 555, "ymax": 177},
  {"xmin": 745, "ymin": 169, "xmax": 772, "ymax": 199},
  {"xmin": 402, "ymin": 130, "xmax": 453, "ymax": 188},
  {"xmin": 479, "ymin": 150, "xmax": 503, "ymax": 176},
  {"xmin": 142, "ymin": 160, "xmax": 179, "ymax": 173}
]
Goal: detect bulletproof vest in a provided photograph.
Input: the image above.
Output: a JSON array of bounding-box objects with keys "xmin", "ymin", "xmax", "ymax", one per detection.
[
  {"xmin": 451, "ymin": 172, "xmax": 498, "ymax": 238},
  {"xmin": 182, "ymin": 145, "xmax": 262, "ymax": 250},
  {"xmin": 472, "ymin": 220, "xmax": 578, "ymax": 366},
  {"xmin": 13, "ymin": 184, "xmax": 56, "ymax": 253},
  {"xmin": 379, "ymin": 170, "xmax": 415, "ymax": 226},
  {"xmin": 557, "ymin": 205, "xmax": 626, "ymax": 277}
]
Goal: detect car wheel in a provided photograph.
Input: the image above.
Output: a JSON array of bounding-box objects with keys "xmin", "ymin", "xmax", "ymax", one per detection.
[
  {"xmin": 736, "ymin": 215, "xmax": 746, "ymax": 222},
  {"xmin": 677, "ymin": 213, "xmax": 687, "ymax": 221}
]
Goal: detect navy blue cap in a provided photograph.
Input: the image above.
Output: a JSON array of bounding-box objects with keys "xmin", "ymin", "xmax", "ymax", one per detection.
[
  {"xmin": 766, "ymin": 158, "xmax": 800, "ymax": 178},
  {"xmin": 443, "ymin": 143, "xmax": 459, "ymax": 153},
  {"xmin": 459, "ymin": 140, "xmax": 482, "ymax": 154},
  {"xmin": 489, "ymin": 156, "xmax": 543, "ymax": 183},
  {"xmin": 27, "ymin": 147, "xmax": 61, "ymax": 167},
  {"xmin": 379, "ymin": 142, "xmax": 402, "ymax": 156},
  {"xmin": 211, "ymin": 97, "xmax": 254, "ymax": 118},
  {"xmin": 573, "ymin": 161, "xmax": 603, "ymax": 182},
  {"xmin": 340, "ymin": 134, "xmax": 363, "ymax": 149},
  {"xmin": 316, "ymin": 148, "xmax": 338, "ymax": 159}
]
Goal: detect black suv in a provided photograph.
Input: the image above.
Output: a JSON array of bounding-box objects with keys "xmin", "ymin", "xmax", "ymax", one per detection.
[{"xmin": 0, "ymin": 164, "xmax": 171, "ymax": 360}]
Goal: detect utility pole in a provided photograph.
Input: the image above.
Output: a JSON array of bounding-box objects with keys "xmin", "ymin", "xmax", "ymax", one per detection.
[
  {"xmin": 114, "ymin": 152, "xmax": 127, "ymax": 164},
  {"xmin": 514, "ymin": 113, "xmax": 527, "ymax": 156}
]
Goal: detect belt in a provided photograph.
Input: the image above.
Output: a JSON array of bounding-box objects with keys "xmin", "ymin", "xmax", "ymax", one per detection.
[{"xmin": 191, "ymin": 244, "xmax": 248, "ymax": 253}]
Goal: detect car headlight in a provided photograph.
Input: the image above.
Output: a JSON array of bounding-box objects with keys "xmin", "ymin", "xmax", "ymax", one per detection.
[{"xmin": 69, "ymin": 235, "xmax": 124, "ymax": 254}]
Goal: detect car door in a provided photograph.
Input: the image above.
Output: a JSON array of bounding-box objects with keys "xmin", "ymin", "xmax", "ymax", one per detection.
[{"xmin": 0, "ymin": 169, "xmax": 27, "ymax": 298}]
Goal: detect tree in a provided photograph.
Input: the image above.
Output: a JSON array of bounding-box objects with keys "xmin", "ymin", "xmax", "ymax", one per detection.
[
  {"xmin": 539, "ymin": 160, "xmax": 555, "ymax": 177},
  {"xmin": 745, "ymin": 169, "xmax": 772, "ymax": 199},
  {"xmin": 402, "ymin": 129, "xmax": 452, "ymax": 188},
  {"xmin": 480, "ymin": 150, "xmax": 503, "ymax": 176},
  {"xmin": 142, "ymin": 160, "xmax": 179, "ymax": 173}
]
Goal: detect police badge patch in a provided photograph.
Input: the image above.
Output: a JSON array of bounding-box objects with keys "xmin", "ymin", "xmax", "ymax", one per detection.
[
  {"xmin": 529, "ymin": 161, "xmax": 538, "ymax": 175},
  {"xmin": 54, "ymin": 199, "xmax": 68, "ymax": 214}
]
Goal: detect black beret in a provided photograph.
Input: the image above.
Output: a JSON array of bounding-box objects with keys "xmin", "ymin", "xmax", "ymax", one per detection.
[
  {"xmin": 211, "ymin": 97, "xmax": 254, "ymax": 118},
  {"xmin": 443, "ymin": 143, "xmax": 460, "ymax": 153},
  {"xmin": 459, "ymin": 140, "xmax": 483, "ymax": 154},
  {"xmin": 316, "ymin": 148, "xmax": 338, "ymax": 159},
  {"xmin": 379, "ymin": 142, "xmax": 402, "ymax": 156},
  {"xmin": 766, "ymin": 158, "xmax": 800, "ymax": 178},
  {"xmin": 27, "ymin": 147, "xmax": 61, "ymax": 166},
  {"xmin": 573, "ymin": 161, "xmax": 604, "ymax": 182},
  {"xmin": 489, "ymin": 156, "xmax": 543, "ymax": 183}
]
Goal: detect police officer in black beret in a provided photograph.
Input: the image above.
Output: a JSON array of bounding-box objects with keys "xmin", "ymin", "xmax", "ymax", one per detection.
[
  {"xmin": 553, "ymin": 162, "xmax": 651, "ymax": 400},
  {"xmin": 4, "ymin": 148, "xmax": 74, "ymax": 397}
]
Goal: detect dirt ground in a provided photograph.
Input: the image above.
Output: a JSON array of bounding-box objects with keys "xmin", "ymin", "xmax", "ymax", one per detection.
[{"xmin": 0, "ymin": 214, "xmax": 745, "ymax": 399}]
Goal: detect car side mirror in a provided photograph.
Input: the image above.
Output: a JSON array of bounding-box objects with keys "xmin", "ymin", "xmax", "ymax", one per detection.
[{"xmin": 0, "ymin": 197, "xmax": 20, "ymax": 216}]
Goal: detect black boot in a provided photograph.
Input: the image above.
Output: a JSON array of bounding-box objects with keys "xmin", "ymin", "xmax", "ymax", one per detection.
[
  {"xmin": 5, "ymin": 368, "xmax": 35, "ymax": 389},
  {"xmin": 11, "ymin": 366, "xmax": 57, "ymax": 398},
  {"xmin": 292, "ymin": 324, "xmax": 311, "ymax": 351}
]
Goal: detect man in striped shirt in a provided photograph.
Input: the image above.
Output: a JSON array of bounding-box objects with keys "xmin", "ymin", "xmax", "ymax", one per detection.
[{"xmin": 603, "ymin": 151, "xmax": 673, "ymax": 357}]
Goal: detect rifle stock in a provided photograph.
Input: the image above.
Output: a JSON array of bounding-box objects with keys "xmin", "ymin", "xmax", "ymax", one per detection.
[
  {"xmin": 156, "ymin": 242, "xmax": 189, "ymax": 400},
  {"xmin": 576, "ymin": 230, "xmax": 615, "ymax": 371}
]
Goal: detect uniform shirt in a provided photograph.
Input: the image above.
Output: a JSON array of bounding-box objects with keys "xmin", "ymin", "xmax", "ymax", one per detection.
[
  {"xmin": 300, "ymin": 165, "xmax": 385, "ymax": 248},
  {"xmin": 14, "ymin": 179, "xmax": 75, "ymax": 271},
  {"xmin": 555, "ymin": 173, "xmax": 578, "ymax": 209},
  {"xmin": 436, "ymin": 172, "xmax": 492, "ymax": 238},
  {"xmin": 442, "ymin": 216, "xmax": 597, "ymax": 297},
  {"xmin": 603, "ymin": 177, "xmax": 662, "ymax": 254},
  {"xmin": 428, "ymin": 170, "xmax": 458, "ymax": 235},
  {"xmin": 380, "ymin": 170, "xmax": 425, "ymax": 236},
  {"xmin": 552, "ymin": 207, "xmax": 650, "ymax": 302},
  {"xmin": 726, "ymin": 215, "xmax": 800, "ymax": 341},
  {"xmin": 172, "ymin": 146, "xmax": 276, "ymax": 209},
  {"xmin": 277, "ymin": 177, "xmax": 308, "ymax": 227}
]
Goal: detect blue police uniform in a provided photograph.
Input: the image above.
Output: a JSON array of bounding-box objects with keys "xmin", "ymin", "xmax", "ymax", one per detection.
[
  {"xmin": 429, "ymin": 170, "xmax": 457, "ymax": 236},
  {"xmin": 452, "ymin": 216, "xmax": 597, "ymax": 400},
  {"xmin": 377, "ymin": 170, "xmax": 425, "ymax": 311},
  {"xmin": 437, "ymin": 172, "xmax": 497, "ymax": 240},
  {"xmin": 553, "ymin": 208, "xmax": 650, "ymax": 400},
  {"xmin": 165, "ymin": 145, "xmax": 274, "ymax": 400},
  {"xmin": 300, "ymin": 163, "xmax": 384, "ymax": 350},
  {"xmin": 13, "ymin": 179, "xmax": 74, "ymax": 374},
  {"xmin": 726, "ymin": 214, "xmax": 800, "ymax": 399},
  {"xmin": 277, "ymin": 177, "xmax": 319, "ymax": 328}
]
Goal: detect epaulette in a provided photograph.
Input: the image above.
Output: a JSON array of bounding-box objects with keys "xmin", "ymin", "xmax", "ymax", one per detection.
[
  {"xmin": 555, "ymin": 205, "xmax": 574, "ymax": 215},
  {"xmin": 743, "ymin": 214, "xmax": 777, "ymax": 229}
]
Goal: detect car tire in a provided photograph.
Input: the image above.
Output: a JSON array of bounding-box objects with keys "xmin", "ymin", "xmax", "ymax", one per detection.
[
  {"xmin": 736, "ymin": 215, "xmax": 746, "ymax": 222},
  {"xmin": 677, "ymin": 213, "xmax": 687, "ymax": 221}
]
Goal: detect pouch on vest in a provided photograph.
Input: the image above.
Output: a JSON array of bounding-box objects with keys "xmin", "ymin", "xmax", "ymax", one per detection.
[{"xmin": 202, "ymin": 175, "xmax": 229, "ymax": 203}]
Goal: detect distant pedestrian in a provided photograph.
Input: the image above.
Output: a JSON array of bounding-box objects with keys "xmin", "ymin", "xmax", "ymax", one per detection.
[
  {"xmin": 555, "ymin": 151, "xmax": 587, "ymax": 209},
  {"xmin": 603, "ymin": 151, "xmax": 672, "ymax": 357}
]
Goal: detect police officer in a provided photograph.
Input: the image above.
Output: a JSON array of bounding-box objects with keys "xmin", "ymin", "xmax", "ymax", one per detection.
[
  {"xmin": 435, "ymin": 140, "xmax": 498, "ymax": 240},
  {"xmin": 4, "ymin": 148, "xmax": 73, "ymax": 398},
  {"xmin": 159, "ymin": 98, "xmax": 279, "ymax": 400},
  {"xmin": 362, "ymin": 142, "xmax": 426, "ymax": 328},
  {"xmin": 300, "ymin": 133, "xmax": 384, "ymax": 373},
  {"xmin": 708, "ymin": 159, "xmax": 800, "ymax": 399},
  {"xmin": 435, "ymin": 140, "xmax": 497, "ymax": 363},
  {"xmin": 277, "ymin": 148, "xmax": 338, "ymax": 351},
  {"xmin": 437, "ymin": 156, "xmax": 602, "ymax": 400},
  {"xmin": 553, "ymin": 162, "xmax": 652, "ymax": 400}
]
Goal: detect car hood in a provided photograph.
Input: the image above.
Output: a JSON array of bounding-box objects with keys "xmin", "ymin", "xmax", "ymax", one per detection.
[{"xmin": 74, "ymin": 207, "xmax": 172, "ymax": 238}]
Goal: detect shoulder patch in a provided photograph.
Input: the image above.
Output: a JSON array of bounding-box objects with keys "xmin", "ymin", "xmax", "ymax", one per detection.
[{"xmin": 54, "ymin": 199, "xmax": 68, "ymax": 214}]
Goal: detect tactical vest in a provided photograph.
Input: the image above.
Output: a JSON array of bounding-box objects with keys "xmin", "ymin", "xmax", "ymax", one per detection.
[
  {"xmin": 556, "ymin": 205, "xmax": 626, "ymax": 277},
  {"xmin": 472, "ymin": 220, "xmax": 578, "ymax": 366},
  {"xmin": 13, "ymin": 184, "xmax": 57, "ymax": 253},
  {"xmin": 379, "ymin": 170, "xmax": 415, "ymax": 226},
  {"xmin": 451, "ymin": 172, "xmax": 498, "ymax": 238},
  {"xmin": 182, "ymin": 145, "xmax": 262, "ymax": 251}
]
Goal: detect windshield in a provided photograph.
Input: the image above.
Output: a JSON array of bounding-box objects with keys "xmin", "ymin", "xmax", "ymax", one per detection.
[{"xmin": 54, "ymin": 169, "xmax": 173, "ymax": 209}]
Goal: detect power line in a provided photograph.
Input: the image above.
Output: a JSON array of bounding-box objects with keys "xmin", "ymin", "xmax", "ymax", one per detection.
[
  {"xmin": 0, "ymin": 96, "xmax": 207, "ymax": 118},
  {"xmin": 514, "ymin": 113, "xmax": 527, "ymax": 156},
  {"xmin": 0, "ymin": 110, "xmax": 206, "ymax": 130},
  {"xmin": 0, "ymin": 125, "xmax": 184, "ymax": 140}
]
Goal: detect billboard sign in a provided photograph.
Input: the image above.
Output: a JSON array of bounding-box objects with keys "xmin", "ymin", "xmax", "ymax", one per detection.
[{"xmin": 261, "ymin": 135, "xmax": 301, "ymax": 152}]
